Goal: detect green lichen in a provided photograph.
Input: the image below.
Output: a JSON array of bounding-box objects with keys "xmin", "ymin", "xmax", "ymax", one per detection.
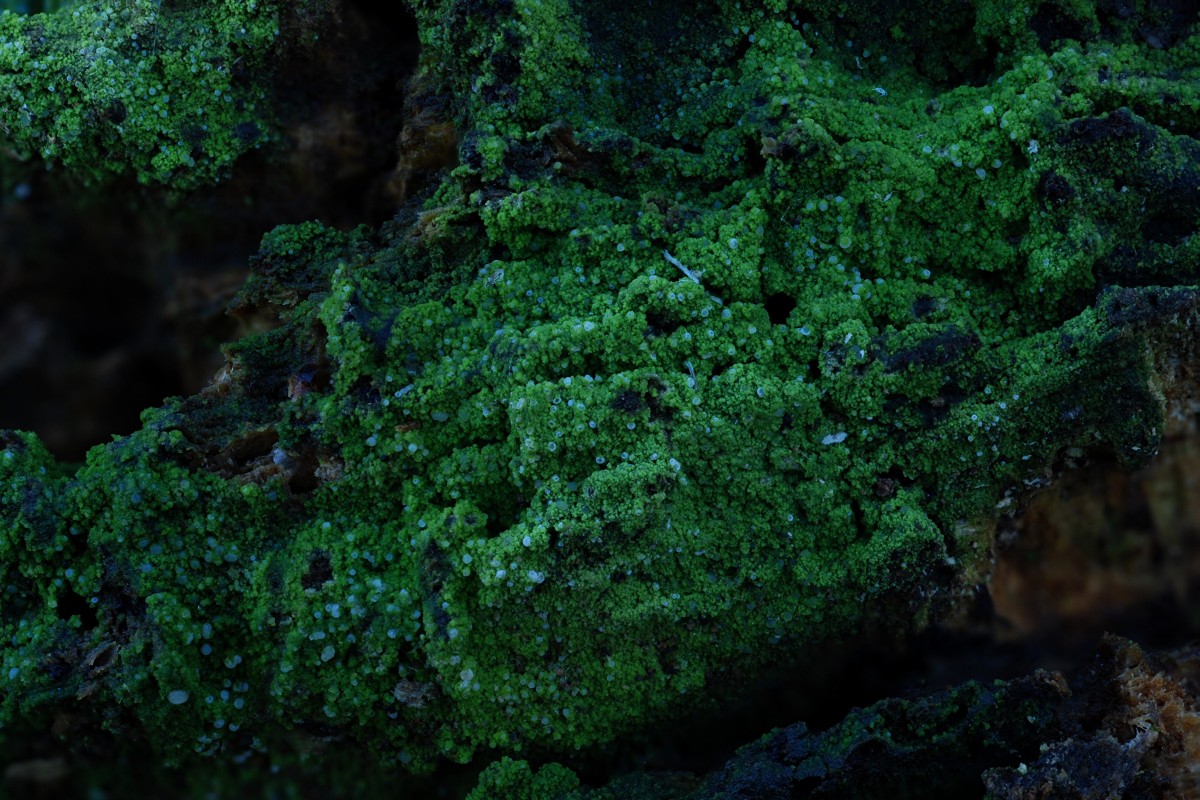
[
  {"xmin": 2, "ymin": 0, "xmax": 1199, "ymax": 795},
  {"xmin": 0, "ymin": 0, "xmax": 328, "ymax": 188}
]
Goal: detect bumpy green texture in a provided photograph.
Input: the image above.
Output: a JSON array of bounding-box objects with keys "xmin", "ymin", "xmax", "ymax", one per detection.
[
  {"xmin": 2, "ymin": 0, "xmax": 1200, "ymax": 794},
  {"xmin": 0, "ymin": 0, "xmax": 320, "ymax": 187}
]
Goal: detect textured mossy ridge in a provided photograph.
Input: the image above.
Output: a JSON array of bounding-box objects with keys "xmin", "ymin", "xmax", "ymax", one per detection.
[
  {"xmin": 2, "ymin": 0, "xmax": 1199, "ymax": 795},
  {"xmin": 0, "ymin": 0, "xmax": 331, "ymax": 187}
]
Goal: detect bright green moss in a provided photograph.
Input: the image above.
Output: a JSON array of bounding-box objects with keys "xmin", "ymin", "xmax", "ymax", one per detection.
[
  {"xmin": 2, "ymin": 0, "xmax": 1199, "ymax": 794},
  {"xmin": 0, "ymin": 0, "xmax": 326, "ymax": 188}
]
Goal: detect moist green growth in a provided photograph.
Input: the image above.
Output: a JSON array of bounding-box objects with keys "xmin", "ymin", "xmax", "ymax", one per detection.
[
  {"xmin": 2, "ymin": 0, "xmax": 1199, "ymax": 795},
  {"xmin": 0, "ymin": 0, "xmax": 327, "ymax": 187}
]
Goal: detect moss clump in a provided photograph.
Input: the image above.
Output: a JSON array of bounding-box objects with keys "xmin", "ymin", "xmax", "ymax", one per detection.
[
  {"xmin": 0, "ymin": 0, "xmax": 331, "ymax": 188},
  {"xmin": 2, "ymin": 0, "xmax": 1199, "ymax": 795}
]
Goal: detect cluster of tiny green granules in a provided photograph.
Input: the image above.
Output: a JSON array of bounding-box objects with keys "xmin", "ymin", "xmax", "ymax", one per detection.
[
  {"xmin": 0, "ymin": 0, "xmax": 322, "ymax": 187},
  {"xmin": 1, "ymin": 0, "xmax": 1198, "ymax": 790}
]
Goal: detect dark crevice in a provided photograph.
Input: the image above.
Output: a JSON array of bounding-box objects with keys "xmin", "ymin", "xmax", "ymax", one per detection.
[
  {"xmin": 483, "ymin": 497, "xmax": 523, "ymax": 540},
  {"xmin": 644, "ymin": 311, "xmax": 683, "ymax": 338},
  {"xmin": 611, "ymin": 390, "xmax": 643, "ymax": 414},
  {"xmin": 763, "ymin": 292, "xmax": 797, "ymax": 326},
  {"xmin": 301, "ymin": 550, "xmax": 334, "ymax": 591},
  {"xmin": 55, "ymin": 589, "xmax": 99, "ymax": 631},
  {"xmin": 742, "ymin": 134, "xmax": 768, "ymax": 178},
  {"xmin": 1031, "ymin": 3, "xmax": 1095, "ymax": 51}
]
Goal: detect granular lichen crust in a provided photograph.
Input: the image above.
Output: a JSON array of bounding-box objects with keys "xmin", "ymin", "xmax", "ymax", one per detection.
[
  {"xmin": 0, "ymin": 0, "xmax": 333, "ymax": 188},
  {"xmin": 1, "ymin": 0, "xmax": 1199, "ymax": 793}
]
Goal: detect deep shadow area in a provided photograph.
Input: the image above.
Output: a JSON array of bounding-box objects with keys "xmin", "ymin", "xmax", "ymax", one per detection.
[{"xmin": 0, "ymin": 0, "xmax": 421, "ymax": 461}]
